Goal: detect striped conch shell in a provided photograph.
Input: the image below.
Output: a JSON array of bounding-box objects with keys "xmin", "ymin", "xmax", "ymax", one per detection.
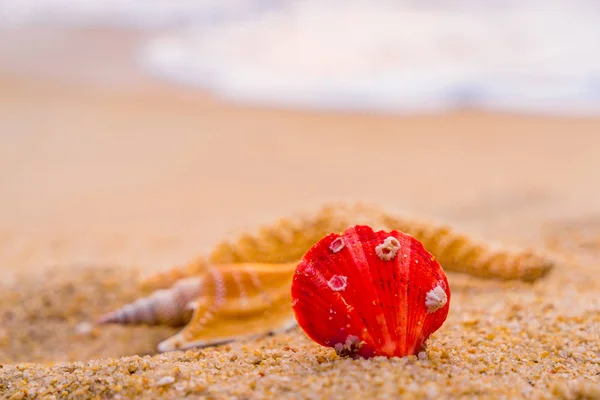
[
  {"xmin": 98, "ymin": 262, "xmax": 298, "ymax": 352},
  {"xmin": 98, "ymin": 202, "xmax": 556, "ymax": 353},
  {"xmin": 97, "ymin": 277, "xmax": 202, "ymax": 326}
]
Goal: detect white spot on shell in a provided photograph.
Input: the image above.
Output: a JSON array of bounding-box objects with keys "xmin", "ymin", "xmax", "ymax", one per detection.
[
  {"xmin": 291, "ymin": 298, "xmax": 299, "ymax": 307},
  {"xmin": 156, "ymin": 376, "xmax": 175, "ymax": 386},
  {"xmin": 425, "ymin": 285, "xmax": 448, "ymax": 313},
  {"xmin": 329, "ymin": 237, "xmax": 345, "ymax": 253},
  {"xmin": 375, "ymin": 236, "xmax": 401, "ymax": 261},
  {"xmin": 327, "ymin": 275, "xmax": 348, "ymax": 292}
]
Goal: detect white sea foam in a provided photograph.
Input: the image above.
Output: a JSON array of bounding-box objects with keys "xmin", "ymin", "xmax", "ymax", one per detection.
[
  {"xmin": 139, "ymin": 0, "xmax": 600, "ymax": 115},
  {"xmin": 2, "ymin": 0, "xmax": 599, "ymax": 114},
  {"xmin": 0, "ymin": 0, "xmax": 271, "ymax": 28}
]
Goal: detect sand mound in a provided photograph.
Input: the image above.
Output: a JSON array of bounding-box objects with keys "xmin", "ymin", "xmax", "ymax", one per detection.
[{"xmin": 1, "ymin": 229, "xmax": 599, "ymax": 398}]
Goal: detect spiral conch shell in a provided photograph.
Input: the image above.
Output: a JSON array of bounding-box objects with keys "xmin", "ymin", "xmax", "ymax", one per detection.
[
  {"xmin": 98, "ymin": 202, "xmax": 555, "ymax": 353},
  {"xmin": 98, "ymin": 277, "xmax": 202, "ymax": 327},
  {"xmin": 99, "ymin": 262, "xmax": 298, "ymax": 352}
]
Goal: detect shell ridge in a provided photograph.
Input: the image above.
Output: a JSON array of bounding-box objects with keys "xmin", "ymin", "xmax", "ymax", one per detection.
[
  {"xmin": 405, "ymin": 238, "xmax": 429, "ymax": 354},
  {"xmin": 304, "ymin": 253, "xmax": 370, "ymax": 346},
  {"xmin": 380, "ymin": 230, "xmax": 413, "ymax": 356},
  {"xmin": 369, "ymin": 228, "xmax": 403, "ymax": 355},
  {"xmin": 292, "ymin": 233, "xmax": 377, "ymax": 349},
  {"xmin": 398, "ymin": 232, "xmax": 412, "ymax": 357},
  {"xmin": 347, "ymin": 226, "xmax": 394, "ymax": 355},
  {"xmin": 292, "ymin": 259, "xmax": 347, "ymax": 346},
  {"xmin": 345, "ymin": 227, "xmax": 385, "ymax": 350},
  {"xmin": 413, "ymin": 240, "xmax": 451, "ymax": 354},
  {"xmin": 390, "ymin": 231, "xmax": 410, "ymax": 356}
]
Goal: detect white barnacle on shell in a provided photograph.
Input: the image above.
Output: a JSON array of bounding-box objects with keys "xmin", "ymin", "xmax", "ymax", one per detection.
[
  {"xmin": 375, "ymin": 236, "xmax": 401, "ymax": 261},
  {"xmin": 333, "ymin": 335, "xmax": 364, "ymax": 357},
  {"xmin": 329, "ymin": 237, "xmax": 345, "ymax": 253},
  {"xmin": 327, "ymin": 275, "xmax": 348, "ymax": 292},
  {"xmin": 425, "ymin": 285, "xmax": 448, "ymax": 313},
  {"xmin": 334, "ymin": 342, "xmax": 344, "ymax": 354}
]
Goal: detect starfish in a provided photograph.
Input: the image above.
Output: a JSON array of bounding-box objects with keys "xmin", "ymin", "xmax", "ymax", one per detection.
[{"xmin": 98, "ymin": 202, "xmax": 555, "ymax": 352}]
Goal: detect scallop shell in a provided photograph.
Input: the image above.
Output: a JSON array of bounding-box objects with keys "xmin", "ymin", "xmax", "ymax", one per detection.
[{"xmin": 291, "ymin": 225, "xmax": 451, "ymax": 359}]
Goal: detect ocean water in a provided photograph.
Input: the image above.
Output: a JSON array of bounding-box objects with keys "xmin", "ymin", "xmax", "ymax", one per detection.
[
  {"xmin": 0, "ymin": 0, "xmax": 275, "ymax": 28},
  {"xmin": 2, "ymin": 0, "xmax": 600, "ymax": 115}
]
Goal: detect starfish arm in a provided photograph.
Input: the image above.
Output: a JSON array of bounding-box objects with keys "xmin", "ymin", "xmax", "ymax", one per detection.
[
  {"xmin": 139, "ymin": 257, "xmax": 209, "ymax": 292},
  {"xmin": 208, "ymin": 202, "xmax": 555, "ymax": 282},
  {"xmin": 377, "ymin": 212, "xmax": 555, "ymax": 281}
]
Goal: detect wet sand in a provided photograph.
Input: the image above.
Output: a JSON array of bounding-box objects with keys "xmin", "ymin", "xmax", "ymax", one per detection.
[{"xmin": 1, "ymin": 27, "xmax": 599, "ymax": 399}]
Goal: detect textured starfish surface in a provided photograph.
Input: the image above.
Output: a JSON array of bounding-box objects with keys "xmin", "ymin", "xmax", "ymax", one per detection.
[{"xmin": 98, "ymin": 202, "xmax": 556, "ymax": 352}]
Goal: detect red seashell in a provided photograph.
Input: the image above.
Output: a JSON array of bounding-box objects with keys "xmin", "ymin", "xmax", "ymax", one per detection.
[{"xmin": 291, "ymin": 225, "xmax": 450, "ymax": 359}]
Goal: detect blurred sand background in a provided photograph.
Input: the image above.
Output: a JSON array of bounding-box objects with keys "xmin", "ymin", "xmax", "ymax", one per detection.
[
  {"xmin": 1, "ymin": 26, "xmax": 600, "ymax": 398},
  {"xmin": 2, "ymin": 27, "xmax": 600, "ymax": 279}
]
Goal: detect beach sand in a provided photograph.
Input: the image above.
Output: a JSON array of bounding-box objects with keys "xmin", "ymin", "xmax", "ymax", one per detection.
[{"xmin": 1, "ymin": 27, "xmax": 599, "ymax": 399}]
